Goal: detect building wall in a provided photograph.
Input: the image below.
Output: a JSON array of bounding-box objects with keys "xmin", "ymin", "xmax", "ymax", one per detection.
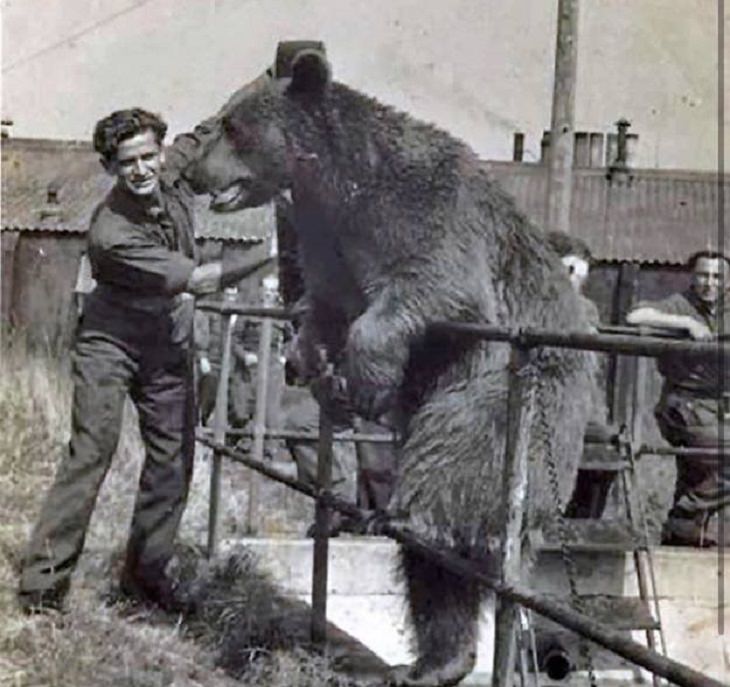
[
  {"xmin": 7, "ymin": 232, "xmax": 86, "ymax": 351},
  {"xmin": 2, "ymin": 0, "xmax": 723, "ymax": 170},
  {"xmin": 2, "ymin": 233, "xmax": 267, "ymax": 352}
]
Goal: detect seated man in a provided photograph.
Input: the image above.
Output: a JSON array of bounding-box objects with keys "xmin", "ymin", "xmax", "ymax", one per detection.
[{"xmin": 627, "ymin": 250, "xmax": 730, "ymax": 546}]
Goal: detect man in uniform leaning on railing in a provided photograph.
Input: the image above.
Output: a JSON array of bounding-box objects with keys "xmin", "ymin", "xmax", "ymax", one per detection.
[{"xmin": 626, "ymin": 250, "xmax": 730, "ymax": 547}]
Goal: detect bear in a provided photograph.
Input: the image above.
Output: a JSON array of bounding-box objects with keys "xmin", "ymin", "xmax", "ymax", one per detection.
[{"xmin": 187, "ymin": 50, "xmax": 596, "ymax": 687}]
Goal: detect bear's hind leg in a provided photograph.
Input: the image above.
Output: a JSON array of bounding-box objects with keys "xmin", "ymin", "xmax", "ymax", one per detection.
[{"xmin": 389, "ymin": 547, "xmax": 481, "ymax": 687}]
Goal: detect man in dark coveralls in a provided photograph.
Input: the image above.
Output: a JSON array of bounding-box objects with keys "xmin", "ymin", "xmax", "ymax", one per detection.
[
  {"xmin": 627, "ymin": 251, "xmax": 730, "ymax": 546},
  {"xmin": 18, "ymin": 41, "xmax": 332, "ymax": 613},
  {"xmin": 17, "ymin": 108, "xmax": 265, "ymax": 613}
]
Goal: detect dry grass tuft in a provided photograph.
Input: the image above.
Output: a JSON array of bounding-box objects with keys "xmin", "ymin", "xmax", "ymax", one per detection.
[{"xmin": 0, "ymin": 335, "xmax": 366, "ymax": 687}]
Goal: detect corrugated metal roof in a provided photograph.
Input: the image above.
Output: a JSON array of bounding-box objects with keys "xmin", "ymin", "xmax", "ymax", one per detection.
[
  {"xmin": 483, "ymin": 161, "xmax": 729, "ymax": 264},
  {"xmin": 3, "ymin": 138, "xmax": 726, "ymax": 262},
  {"xmin": 1, "ymin": 137, "xmax": 272, "ymax": 242}
]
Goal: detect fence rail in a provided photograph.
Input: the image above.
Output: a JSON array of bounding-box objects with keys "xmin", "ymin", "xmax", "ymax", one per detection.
[
  {"xmin": 196, "ymin": 434, "xmax": 725, "ymax": 687},
  {"xmin": 196, "ymin": 304, "xmax": 727, "ymax": 687}
]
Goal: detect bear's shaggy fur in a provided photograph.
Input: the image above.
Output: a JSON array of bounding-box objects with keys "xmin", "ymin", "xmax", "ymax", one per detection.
[{"xmin": 190, "ymin": 53, "xmax": 596, "ymax": 686}]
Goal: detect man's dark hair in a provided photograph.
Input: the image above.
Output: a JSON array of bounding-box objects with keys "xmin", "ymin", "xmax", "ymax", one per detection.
[
  {"xmin": 93, "ymin": 108, "xmax": 167, "ymax": 162},
  {"xmin": 686, "ymin": 250, "xmax": 730, "ymax": 270},
  {"xmin": 546, "ymin": 231, "xmax": 592, "ymax": 262}
]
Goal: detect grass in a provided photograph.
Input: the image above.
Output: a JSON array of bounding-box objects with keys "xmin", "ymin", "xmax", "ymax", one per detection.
[{"xmin": 0, "ymin": 334, "xmax": 366, "ymax": 687}]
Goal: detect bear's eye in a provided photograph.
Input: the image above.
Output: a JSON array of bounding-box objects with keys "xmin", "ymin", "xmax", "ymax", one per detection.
[{"xmin": 223, "ymin": 116, "xmax": 257, "ymax": 153}]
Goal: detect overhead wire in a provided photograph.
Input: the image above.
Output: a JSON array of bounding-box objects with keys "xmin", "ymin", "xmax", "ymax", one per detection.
[{"xmin": 3, "ymin": 0, "xmax": 158, "ymax": 74}]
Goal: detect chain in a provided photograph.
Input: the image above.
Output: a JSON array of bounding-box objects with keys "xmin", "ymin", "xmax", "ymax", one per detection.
[{"xmin": 536, "ymin": 377, "xmax": 599, "ymax": 687}]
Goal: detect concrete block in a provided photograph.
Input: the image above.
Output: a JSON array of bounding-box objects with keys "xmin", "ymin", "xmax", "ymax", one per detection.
[{"xmin": 222, "ymin": 537, "xmax": 730, "ymax": 684}]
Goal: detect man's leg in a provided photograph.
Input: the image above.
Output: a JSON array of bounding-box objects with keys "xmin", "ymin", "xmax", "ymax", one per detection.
[
  {"xmin": 123, "ymin": 345, "xmax": 195, "ymax": 600},
  {"xmin": 19, "ymin": 337, "xmax": 132, "ymax": 609},
  {"xmin": 354, "ymin": 417, "xmax": 397, "ymax": 511},
  {"xmin": 662, "ymin": 401, "xmax": 730, "ymax": 546},
  {"xmin": 281, "ymin": 386, "xmax": 357, "ymax": 534}
]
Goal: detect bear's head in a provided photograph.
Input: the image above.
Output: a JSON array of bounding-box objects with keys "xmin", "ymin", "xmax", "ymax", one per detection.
[{"xmin": 188, "ymin": 49, "xmax": 331, "ymax": 212}]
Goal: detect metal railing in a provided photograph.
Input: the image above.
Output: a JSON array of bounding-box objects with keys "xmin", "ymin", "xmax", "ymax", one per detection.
[{"xmin": 194, "ymin": 300, "xmax": 728, "ymax": 687}]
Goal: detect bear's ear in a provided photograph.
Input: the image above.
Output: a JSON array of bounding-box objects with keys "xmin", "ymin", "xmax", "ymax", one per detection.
[{"xmin": 288, "ymin": 49, "xmax": 331, "ymax": 95}]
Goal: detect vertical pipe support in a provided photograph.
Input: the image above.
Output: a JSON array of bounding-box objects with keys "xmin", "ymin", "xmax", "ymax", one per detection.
[
  {"xmin": 247, "ymin": 311, "xmax": 273, "ymax": 534},
  {"xmin": 207, "ymin": 296, "xmax": 235, "ymax": 558},
  {"xmin": 311, "ymin": 362, "xmax": 335, "ymax": 647},
  {"xmin": 493, "ymin": 344, "xmax": 536, "ymax": 687}
]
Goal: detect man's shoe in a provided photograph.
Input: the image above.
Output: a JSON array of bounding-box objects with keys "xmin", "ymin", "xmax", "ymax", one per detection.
[
  {"xmin": 118, "ymin": 572, "xmax": 196, "ymax": 614},
  {"xmin": 306, "ymin": 511, "xmax": 345, "ymax": 538},
  {"xmin": 661, "ymin": 515, "xmax": 716, "ymax": 548},
  {"xmin": 703, "ymin": 512, "xmax": 730, "ymax": 548},
  {"xmin": 18, "ymin": 588, "xmax": 66, "ymax": 616}
]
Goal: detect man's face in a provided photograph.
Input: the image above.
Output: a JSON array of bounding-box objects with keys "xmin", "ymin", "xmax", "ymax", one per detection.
[
  {"xmin": 691, "ymin": 256, "xmax": 727, "ymax": 305},
  {"xmin": 110, "ymin": 129, "xmax": 164, "ymax": 197},
  {"xmin": 561, "ymin": 254, "xmax": 590, "ymax": 293}
]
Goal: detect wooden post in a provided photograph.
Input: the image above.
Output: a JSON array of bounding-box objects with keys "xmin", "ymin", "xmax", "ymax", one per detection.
[
  {"xmin": 492, "ymin": 346, "xmax": 536, "ymax": 687},
  {"xmin": 311, "ymin": 363, "xmax": 335, "ymax": 647},
  {"xmin": 207, "ymin": 296, "xmax": 235, "ymax": 558},
  {"xmin": 545, "ymin": 0, "xmax": 580, "ymax": 234}
]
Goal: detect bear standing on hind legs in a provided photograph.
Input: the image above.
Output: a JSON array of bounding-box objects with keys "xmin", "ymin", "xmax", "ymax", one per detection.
[{"xmin": 188, "ymin": 49, "xmax": 596, "ymax": 687}]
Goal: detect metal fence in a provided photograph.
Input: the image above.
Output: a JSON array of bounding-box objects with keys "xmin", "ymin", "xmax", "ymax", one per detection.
[{"xmin": 195, "ymin": 299, "xmax": 728, "ymax": 687}]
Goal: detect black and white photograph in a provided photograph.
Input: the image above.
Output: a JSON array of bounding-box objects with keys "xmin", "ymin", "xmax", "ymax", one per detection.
[{"xmin": 1, "ymin": 2, "xmax": 728, "ymax": 685}]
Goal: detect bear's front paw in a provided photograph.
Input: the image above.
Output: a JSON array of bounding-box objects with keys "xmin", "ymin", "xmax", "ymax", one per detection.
[
  {"xmin": 346, "ymin": 314, "xmax": 406, "ymax": 419},
  {"xmin": 347, "ymin": 379, "xmax": 398, "ymax": 420}
]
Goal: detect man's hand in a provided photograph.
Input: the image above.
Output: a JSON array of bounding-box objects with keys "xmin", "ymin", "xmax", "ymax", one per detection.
[
  {"xmin": 685, "ymin": 318, "xmax": 713, "ymax": 340},
  {"xmin": 187, "ymin": 262, "xmax": 222, "ymax": 295}
]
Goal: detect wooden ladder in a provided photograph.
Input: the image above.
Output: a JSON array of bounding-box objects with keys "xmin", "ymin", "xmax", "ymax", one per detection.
[{"xmin": 523, "ymin": 430, "xmax": 668, "ymax": 685}]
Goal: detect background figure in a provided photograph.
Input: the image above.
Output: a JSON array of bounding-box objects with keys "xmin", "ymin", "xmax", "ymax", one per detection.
[
  {"xmin": 196, "ymin": 287, "xmax": 257, "ymax": 430},
  {"xmin": 547, "ymin": 231, "xmax": 615, "ymax": 519},
  {"xmin": 196, "ymin": 281, "xmax": 282, "ymax": 434},
  {"xmin": 546, "ymin": 231, "xmax": 599, "ymax": 327},
  {"xmin": 627, "ymin": 251, "xmax": 730, "ymax": 546}
]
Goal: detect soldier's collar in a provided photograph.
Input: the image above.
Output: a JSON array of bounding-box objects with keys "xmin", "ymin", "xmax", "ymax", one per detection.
[{"xmin": 111, "ymin": 181, "xmax": 168, "ymax": 220}]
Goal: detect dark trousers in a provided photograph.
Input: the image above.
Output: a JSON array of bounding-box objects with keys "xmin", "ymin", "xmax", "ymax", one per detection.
[
  {"xmin": 354, "ymin": 418, "xmax": 397, "ymax": 511},
  {"xmin": 19, "ymin": 329, "xmax": 195, "ymax": 598},
  {"xmin": 280, "ymin": 387, "xmax": 397, "ymax": 510},
  {"xmin": 656, "ymin": 391, "xmax": 730, "ymax": 541},
  {"xmin": 281, "ymin": 386, "xmax": 358, "ymax": 502}
]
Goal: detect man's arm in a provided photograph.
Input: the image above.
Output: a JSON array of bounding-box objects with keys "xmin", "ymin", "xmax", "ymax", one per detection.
[
  {"xmin": 626, "ymin": 305, "xmax": 713, "ymax": 340},
  {"xmin": 186, "ymin": 254, "xmax": 274, "ymax": 296}
]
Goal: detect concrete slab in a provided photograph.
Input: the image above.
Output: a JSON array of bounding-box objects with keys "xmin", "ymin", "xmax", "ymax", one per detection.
[{"xmin": 221, "ymin": 537, "xmax": 730, "ymax": 685}]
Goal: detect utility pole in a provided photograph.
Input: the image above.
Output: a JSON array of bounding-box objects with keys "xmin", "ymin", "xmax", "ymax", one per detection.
[{"xmin": 545, "ymin": 0, "xmax": 580, "ymax": 234}]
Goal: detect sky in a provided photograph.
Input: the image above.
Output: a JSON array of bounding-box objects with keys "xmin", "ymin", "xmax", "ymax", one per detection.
[{"xmin": 1, "ymin": 0, "xmax": 726, "ymax": 169}]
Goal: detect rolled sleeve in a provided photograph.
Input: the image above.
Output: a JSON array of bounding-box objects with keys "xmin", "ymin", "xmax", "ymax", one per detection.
[{"xmin": 632, "ymin": 293, "xmax": 690, "ymax": 316}]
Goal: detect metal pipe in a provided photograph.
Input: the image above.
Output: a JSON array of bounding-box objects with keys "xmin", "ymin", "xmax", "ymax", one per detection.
[
  {"xmin": 196, "ymin": 301, "xmax": 293, "ymax": 320},
  {"xmin": 206, "ymin": 296, "xmax": 234, "ymax": 558},
  {"xmin": 198, "ymin": 426, "xmax": 397, "ymax": 444},
  {"xmin": 493, "ymin": 347, "xmax": 535, "ymax": 687},
  {"xmin": 430, "ymin": 321, "xmax": 730, "ymax": 358},
  {"xmin": 247, "ymin": 311, "xmax": 272, "ymax": 534},
  {"xmin": 196, "ymin": 435, "xmax": 726, "ymax": 687},
  {"xmin": 638, "ymin": 445, "xmax": 728, "ymax": 457},
  {"xmin": 540, "ymin": 644, "xmax": 573, "ymax": 681},
  {"xmin": 311, "ymin": 373, "xmax": 335, "ymax": 646}
]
